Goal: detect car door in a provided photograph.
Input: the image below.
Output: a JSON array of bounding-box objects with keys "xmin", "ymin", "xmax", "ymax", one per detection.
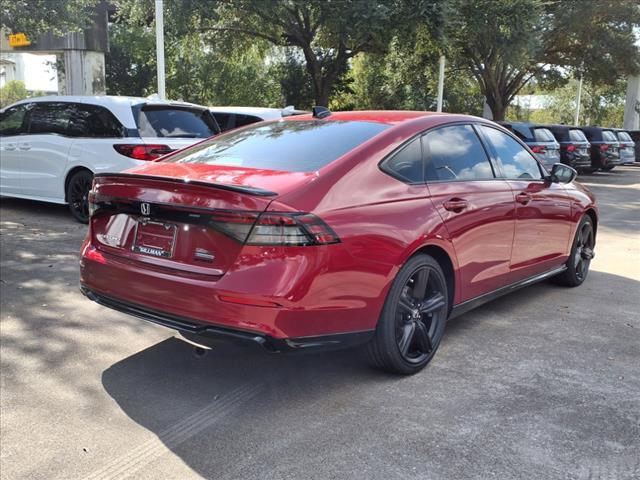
[
  {"xmin": 423, "ymin": 124, "xmax": 516, "ymax": 301},
  {"xmin": 21, "ymin": 102, "xmax": 75, "ymax": 201},
  {"xmin": 0, "ymin": 103, "xmax": 31, "ymax": 196},
  {"xmin": 478, "ymin": 125, "xmax": 573, "ymax": 281}
]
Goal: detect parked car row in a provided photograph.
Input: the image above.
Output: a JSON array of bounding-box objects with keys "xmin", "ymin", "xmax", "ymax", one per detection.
[
  {"xmin": 498, "ymin": 121, "xmax": 638, "ymax": 173},
  {"xmin": 1, "ymin": 96, "xmax": 637, "ymax": 225}
]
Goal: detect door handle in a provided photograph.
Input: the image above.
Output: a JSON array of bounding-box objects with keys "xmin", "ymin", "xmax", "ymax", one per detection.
[
  {"xmin": 515, "ymin": 193, "xmax": 532, "ymax": 205},
  {"xmin": 18, "ymin": 143, "xmax": 31, "ymax": 151},
  {"xmin": 4, "ymin": 143, "xmax": 17, "ymax": 151},
  {"xmin": 443, "ymin": 198, "xmax": 468, "ymax": 213}
]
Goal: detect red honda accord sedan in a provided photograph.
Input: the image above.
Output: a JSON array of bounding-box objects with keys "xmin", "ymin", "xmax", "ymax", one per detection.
[{"xmin": 80, "ymin": 108, "xmax": 597, "ymax": 374}]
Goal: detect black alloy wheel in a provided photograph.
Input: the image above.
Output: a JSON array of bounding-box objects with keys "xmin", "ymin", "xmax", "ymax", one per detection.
[
  {"xmin": 555, "ymin": 215, "xmax": 595, "ymax": 287},
  {"xmin": 66, "ymin": 170, "xmax": 93, "ymax": 224},
  {"xmin": 367, "ymin": 254, "xmax": 449, "ymax": 374}
]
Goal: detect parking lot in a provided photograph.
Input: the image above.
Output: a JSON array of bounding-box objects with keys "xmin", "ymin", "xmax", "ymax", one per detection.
[{"xmin": 1, "ymin": 167, "xmax": 639, "ymax": 479}]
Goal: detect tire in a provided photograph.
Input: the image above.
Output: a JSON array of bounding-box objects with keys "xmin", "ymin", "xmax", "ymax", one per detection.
[
  {"xmin": 66, "ymin": 170, "xmax": 93, "ymax": 224},
  {"xmin": 601, "ymin": 164, "xmax": 616, "ymax": 171},
  {"xmin": 555, "ymin": 215, "xmax": 595, "ymax": 287},
  {"xmin": 366, "ymin": 254, "xmax": 449, "ymax": 375},
  {"xmin": 581, "ymin": 167, "xmax": 598, "ymax": 174}
]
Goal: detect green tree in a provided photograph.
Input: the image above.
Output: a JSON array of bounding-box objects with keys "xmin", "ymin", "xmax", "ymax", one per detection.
[
  {"xmin": 1, "ymin": 0, "xmax": 99, "ymax": 38},
  {"xmin": 445, "ymin": 0, "xmax": 640, "ymax": 120},
  {"xmin": 0, "ymin": 80, "xmax": 28, "ymax": 108}
]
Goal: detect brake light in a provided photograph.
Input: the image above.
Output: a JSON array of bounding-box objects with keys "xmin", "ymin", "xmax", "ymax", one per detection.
[
  {"xmin": 531, "ymin": 146, "xmax": 546, "ymax": 154},
  {"xmin": 566, "ymin": 144, "xmax": 576, "ymax": 152},
  {"xmin": 113, "ymin": 144, "xmax": 173, "ymax": 160},
  {"xmin": 599, "ymin": 144, "xmax": 610, "ymax": 152},
  {"xmin": 246, "ymin": 213, "xmax": 340, "ymax": 246}
]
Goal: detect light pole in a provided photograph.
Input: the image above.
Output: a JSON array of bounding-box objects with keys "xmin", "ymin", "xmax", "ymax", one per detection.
[
  {"xmin": 436, "ymin": 55, "xmax": 445, "ymax": 112},
  {"xmin": 155, "ymin": 0, "xmax": 166, "ymax": 99},
  {"xmin": 574, "ymin": 74, "xmax": 583, "ymax": 126}
]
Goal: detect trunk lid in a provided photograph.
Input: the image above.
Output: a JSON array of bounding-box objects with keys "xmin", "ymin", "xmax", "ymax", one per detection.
[{"xmin": 89, "ymin": 166, "xmax": 307, "ymax": 277}]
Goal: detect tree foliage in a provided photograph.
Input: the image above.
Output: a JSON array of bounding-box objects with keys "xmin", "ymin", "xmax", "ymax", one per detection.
[
  {"xmin": 0, "ymin": 80, "xmax": 28, "ymax": 108},
  {"xmin": 1, "ymin": 0, "xmax": 99, "ymax": 37},
  {"xmin": 445, "ymin": 0, "xmax": 640, "ymax": 120}
]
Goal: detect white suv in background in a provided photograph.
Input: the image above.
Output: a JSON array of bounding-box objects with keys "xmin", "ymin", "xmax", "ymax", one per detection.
[
  {"xmin": 209, "ymin": 106, "xmax": 307, "ymax": 132},
  {"xmin": 0, "ymin": 96, "xmax": 219, "ymax": 222}
]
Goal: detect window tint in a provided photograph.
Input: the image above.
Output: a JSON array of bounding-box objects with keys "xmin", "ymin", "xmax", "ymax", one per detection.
[
  {"xmin": 424, "ymin": 124, "xmax": 494, "ymax": 181},
  {"xmin": 29, "ymin": 103, "xmax": 73, "ymax": 135},
  {"xmin": 68, "ymin": 104, "xmax": 123, "ymax": 138},
  {"xmin": 533, "ymin": 128, "xmax": 555, "ymax": 142},
  {"xmin": 137, "ymin": 107, "xmax": 216, "ymax": 138},
  {"xmin": 383, "ymin": 137, "xmax": 423, "ymax": 183},
  {"xmin": 0, "ymin": 104, "xmax": 29, "ymax": 136},
  {"xmin": 569, "ymin": 129, "xmax": 587, "ymax": 142},
  {"xmin": 165, "ymin": 120, "xmax": 389, "ymax": 172},
  {"xmin": 212, "ymin": 113, "xmax": 264, "ymax": 132},
  {"xmin": 480, "ymin": 126, "xmax": 543, "ymax": 180},
  {"xmin": 602, "ymin": 130, "xmax": 617, "ymax": 142},
  {"xmin": 511, "ymin": 124, "xmax": 534, "ymax": 141}
]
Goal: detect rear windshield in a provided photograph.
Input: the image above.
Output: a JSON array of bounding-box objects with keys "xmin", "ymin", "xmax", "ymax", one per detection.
[
  {"xmin": 164, "ymin": 120, "xmax": 389, "ymax": 172},
  {"xmin": 569, "ymin": 129, "xmax": 587, "ymax": 142},
  {"xmin": 533, "ymin": 128, "xmax": 555, "ymax": 142},
  {"xmin": 136, "ymin": 106, "xmax": 216, "ymax": 138},
  {"xmin": 602, "ymin": 130, "xmax": 617, "ymax": 142},
  {"xmin": 617, "ymin": 131, "xmax": 632, "ymax": 142}
]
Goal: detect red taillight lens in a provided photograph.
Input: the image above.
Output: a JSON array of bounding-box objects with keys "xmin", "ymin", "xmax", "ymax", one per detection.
[
  {"xmin": 566, "ymin": 144, "xmax": 576, "ymax": 152},
  {"xmin": 531, "ymin": 145, "xmax": 546, "ymax": 154},
  {"xmin": 246, "ymin": 213, "xmax": 340, "ymax": 246},
  {"xmin": 113, "ymin": 144, "xmax": 173, "ymax": 160},
  {"xmin": 599, "ymin": 144, "xmax": 610, "ymax": 152}
]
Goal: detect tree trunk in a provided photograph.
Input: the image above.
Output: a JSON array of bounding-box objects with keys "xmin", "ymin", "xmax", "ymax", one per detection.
[{"xmin": 486, "ymin": 93, "xmax": 507, "ymax": 121}]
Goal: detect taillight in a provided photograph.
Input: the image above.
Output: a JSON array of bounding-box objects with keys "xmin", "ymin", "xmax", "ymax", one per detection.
[
  {"xmin": 599, "ymin": 144, "xmax": 610, "ymax": 152},
  {"xmin": 113, "ymin": 144, "xmax": 173, "ymax": 160},
  {"xmin": 246, "ymin": 213, "xmax": 340, "ymax": 246},
  {"xmin": 566, "ymin": 144, "xmax": 576, "ymax": 152},
  {"xmin": 531, "ymin": 145, "xmax": 546, "ymax": 154}
]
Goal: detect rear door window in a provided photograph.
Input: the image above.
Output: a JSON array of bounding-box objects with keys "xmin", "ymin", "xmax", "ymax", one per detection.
[
  {"xmin": 423, "ymin": 124, "xmax": 494, "ymax": 181},
  {"xmin": 382, "ymin": 137, "xmax": 423, "ymax": 183},
  {"xmin": 165, "ymin": 120, "xmax": 389, "ymax": 172},
  {"xmin": 533, "ymin": 128, "xmax": 555, "ymax": 142},
  {"xmin": 0, "ymin": 104, "xmax": 29, "ymax": 136},
  {"xmin": 480, "ymin": 125, "xmax": 543, "ymax": 180},
  {"xmin": 137, "ymin": 107, "xmax": 217, "ymax": 138},
  {"xmin": 569, "ymin": 129, "xmax": 587, "ymax": 142},
  {"xmin": 28, "ymin": 103, "xmax": 74, "ymax": 135},
  {"xmin": 212, "ymin": 113, "xmax": 263, "ymax": 132},
  {"xmin": 69, "ymin": 104, "xmax": 124, "ymax": 138}
]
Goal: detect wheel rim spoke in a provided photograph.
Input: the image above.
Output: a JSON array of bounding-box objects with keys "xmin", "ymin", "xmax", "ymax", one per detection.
[
  {"xmin": 419, "ymin": 292, "xmax": 446, "ymax": 315},
  {"xmin": 398, "ymin": 293, "xmax": 415, "ymax": 313},
  {"xmin": 412, "ymin": 268, "xmax": 429, "ymax": 300},
  {"xmin": 414, "ymin": 321, "xmax": 433, "ymax": 353},
  {"xmin": 398, "ymin": 322, "xmax": 416, "ymax": 356}
]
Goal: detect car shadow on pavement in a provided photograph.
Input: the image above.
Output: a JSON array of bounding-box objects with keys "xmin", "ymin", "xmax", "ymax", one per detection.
[{"xmin": 99, "ymin": 269, "xmax": 640, "ymax": 479}]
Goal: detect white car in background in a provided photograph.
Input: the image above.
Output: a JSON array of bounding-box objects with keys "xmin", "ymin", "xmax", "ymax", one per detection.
[
  {"xmin": 209, "ymin": 106, "xmax": 307, "ymax": 131},
  {"xmin": 0, "ymin": 96, "xmax": 219, "ymax": 222}
]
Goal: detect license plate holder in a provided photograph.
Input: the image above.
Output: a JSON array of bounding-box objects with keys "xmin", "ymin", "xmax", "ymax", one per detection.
[{"xmin": 133, "ymin": 219, "xmax": 177, "ymax": 258}]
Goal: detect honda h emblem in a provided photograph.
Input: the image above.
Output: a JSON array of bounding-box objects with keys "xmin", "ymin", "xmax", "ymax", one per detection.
[{"xmin": 140, "ymin": 202, "xmax": 151, "ymax": 216}]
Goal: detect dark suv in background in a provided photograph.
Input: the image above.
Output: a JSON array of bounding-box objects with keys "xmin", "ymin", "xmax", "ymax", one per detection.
[
  {"xmin": 497, "ymin": 121, "xmax": 560, "ymax": 170},
  {"xmin": 546, "ymin": 125, "xmax": 592, "ymax": 171},
  {"xmin": 579, "ymin": 126, "xmax": 621, "ymax": 171},
  {"xmin": 613, "ymin": 129, "xmax": 637, "ymax": 164}
]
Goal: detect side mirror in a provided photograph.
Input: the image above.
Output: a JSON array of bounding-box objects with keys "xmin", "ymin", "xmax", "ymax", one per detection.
[{"xmin": 549, "ymin": 163, "xmax": 577, "ymax": 184}]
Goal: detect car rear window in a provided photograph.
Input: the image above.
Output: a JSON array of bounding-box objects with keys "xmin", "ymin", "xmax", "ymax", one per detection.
[
  {"xmin": 602, "ymin": 130, "xmax": 617, "ymax": 142},
  {"xmin": 136, "ymin": 106, "xmax": 216, "ymax": 138},
  {"xmin": 164, "ymin": 120, "xmax": 389, "ymax": 172},
  {"xmin": 569, "ymin": 129, "xmax": 587, "ymax": 142},
  {"xmin": 617, "ymin": 131, "xmax": 632, "ymax": 142},
  {"xmin": 533, "ymin": 128, "xmax": 555, "ymax": 142}
]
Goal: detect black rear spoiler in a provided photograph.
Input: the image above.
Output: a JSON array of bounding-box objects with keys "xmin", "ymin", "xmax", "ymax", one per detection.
[{"xmin": 94, "ymin": 173, "xmax": 278, "ymax": 197}]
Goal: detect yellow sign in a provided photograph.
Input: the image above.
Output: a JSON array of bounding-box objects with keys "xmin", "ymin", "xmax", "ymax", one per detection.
[{"xmin": 8, "ymin": 33, "xmax": 31, "ymax": 47}]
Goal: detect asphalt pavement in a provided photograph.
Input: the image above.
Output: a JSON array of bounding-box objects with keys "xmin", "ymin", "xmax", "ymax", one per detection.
[{"xmin": 1, "ymin": 167, "xmax": 639, "ymax": 480}]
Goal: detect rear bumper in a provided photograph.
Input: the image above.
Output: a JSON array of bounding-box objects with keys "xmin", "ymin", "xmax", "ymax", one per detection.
[{"xmin": 81, "ymin": 285, "xmax": 373, "ymax": 352}]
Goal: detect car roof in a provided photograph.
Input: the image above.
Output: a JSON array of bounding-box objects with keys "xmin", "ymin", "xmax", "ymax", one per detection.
[{"xmin": 284, "ymin": 110, "xmax": 446, "ymax": 125}]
